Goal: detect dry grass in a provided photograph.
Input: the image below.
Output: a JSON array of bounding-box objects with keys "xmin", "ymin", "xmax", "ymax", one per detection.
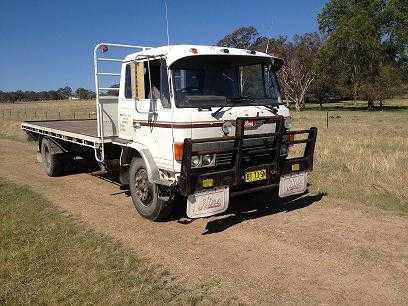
[
  {"xmin": 0, "ymin": 99, "xmax": 96, "ymax": 121},
  {"xmin": 294, "ymin": 99, "xmax": 408, "ymax": 215},
  {"xmin": 0, "ymin": 179, "xmax": 213, "ymax": 304},
  {"xmin": 0, "ymin": 100, "xmax": 96, "ymax": 141}
]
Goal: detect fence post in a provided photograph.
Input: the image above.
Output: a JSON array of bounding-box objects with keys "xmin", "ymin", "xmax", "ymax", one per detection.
[{"xmin": 326, "ymin": 111, "xmax": 329, "ymax": 129}]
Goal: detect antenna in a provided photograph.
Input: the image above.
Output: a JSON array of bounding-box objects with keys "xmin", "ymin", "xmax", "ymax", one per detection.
[
  {"xmin": 164, "ymin": 0, "xmax": 170, "ymax": 48},
  {"xmin": 265, "ymin": 24, "xmax": 273, "ymax": 53}
]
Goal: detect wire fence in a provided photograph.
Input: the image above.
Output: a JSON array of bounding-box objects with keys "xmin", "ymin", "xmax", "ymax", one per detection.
[{"xmin": 0, "ymin": 108, "xmax": 97, "ymax": 121}]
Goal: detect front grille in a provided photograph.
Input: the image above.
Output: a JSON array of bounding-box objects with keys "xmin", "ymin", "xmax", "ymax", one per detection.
[
  {"xmin": 215, "ymin": 152, "xmax": 233, "ymax": 166},
  {"xmin": 215, "ymin": 140, "xmax": 277, "ymax": 167}
]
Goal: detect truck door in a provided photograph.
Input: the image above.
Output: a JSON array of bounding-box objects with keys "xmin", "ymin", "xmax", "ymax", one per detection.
[{"xmin": 132, "ymin": 59, "xmax": 174, "ymax": 171}]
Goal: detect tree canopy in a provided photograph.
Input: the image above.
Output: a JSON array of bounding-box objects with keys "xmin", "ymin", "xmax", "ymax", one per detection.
[
  {"xmin": 0, "ymin": 87, "xmax": 95, "ymax": 103},
  {"xmin": 318, "ymin": 0, "xmax": 408, "ymax": 108},
  {"xmin": 216, "ymin": 2, "xmax": 407, "ymax": 111},
  {"xmin": 216, "ymin": 26, "xmax": 263, "ymax": 50}
]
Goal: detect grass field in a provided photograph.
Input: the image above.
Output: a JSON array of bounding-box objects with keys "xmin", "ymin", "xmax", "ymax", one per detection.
[
  {"xmin": 294, "ymin": 99, "xmax": 408, "ymax": 216},
  {"xmin": 0, "ymin": 179, "xmax": 211, "ymax": 304},
  {"xmin": 1, "ymin": 98, "xmax": 407, "ymax": 216},
  {"xmin": 0, "ymin": 100, "xmax": 95, "ymax": 141}
]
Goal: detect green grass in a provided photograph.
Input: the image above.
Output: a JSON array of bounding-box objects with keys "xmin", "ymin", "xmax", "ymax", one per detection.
[{"xmin": 0, "ymin": 179, "xmax": 211, "ymax": 305}]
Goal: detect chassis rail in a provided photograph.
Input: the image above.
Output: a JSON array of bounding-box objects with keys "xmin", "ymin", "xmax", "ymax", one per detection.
[{"xmin": 179, "ymin": 116, "xmax": 317, "ymax": 197}]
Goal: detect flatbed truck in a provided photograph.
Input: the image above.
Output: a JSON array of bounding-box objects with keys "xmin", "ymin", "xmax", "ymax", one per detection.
[{"xmin": 22, "ymin": 43, "xmax": 317, "ymax": 221}]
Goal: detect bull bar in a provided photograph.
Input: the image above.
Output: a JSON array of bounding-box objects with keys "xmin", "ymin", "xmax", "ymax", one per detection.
[{"xmin": 178, "ymin": 116, "xmax": 317, "ymax": 197}]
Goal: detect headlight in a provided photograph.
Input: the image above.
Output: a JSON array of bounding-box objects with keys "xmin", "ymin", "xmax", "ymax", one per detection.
[
  {"xmin": 202, "ymin": 154, "xmax": 215, "ymax": 167},
  {"xmin": 191, "ymin": 155, "xmax": 201, "ymax": 168},
  {"xmin": 191, "ymin": 154, "xmax": 216, "ymax": 168}
]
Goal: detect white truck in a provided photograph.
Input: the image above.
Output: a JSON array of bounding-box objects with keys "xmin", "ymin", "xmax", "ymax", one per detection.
[{"xmin": 22, "ymin": 43, "xmax": 317, "ymax": 221}]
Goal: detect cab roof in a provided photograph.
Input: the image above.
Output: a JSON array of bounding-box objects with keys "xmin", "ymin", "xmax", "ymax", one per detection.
[{"xmin": 123, "ymin": 44, "xmax": 283, "ymax": 67}]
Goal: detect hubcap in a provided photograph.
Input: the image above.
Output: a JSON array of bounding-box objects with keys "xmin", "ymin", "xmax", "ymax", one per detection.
[{"xmin": 134, "ymin": 169, "xmax": 153, "ymax": 206}]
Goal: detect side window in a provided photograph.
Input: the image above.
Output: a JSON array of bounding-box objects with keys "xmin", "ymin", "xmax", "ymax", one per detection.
[
  {"xmin": 141, "ymin": 59, "xmax": 171, "ymax": 108},
  {"xmin": 144, "ymin": 60, "xmax": 161, "ymax": 100},
  {"xmin": 160, "ymin": 60, "xmax": 171, "ymax": 108},
  {"xmin": 124, "ymin": 64, "xmax": 132, "ymax": 99}
]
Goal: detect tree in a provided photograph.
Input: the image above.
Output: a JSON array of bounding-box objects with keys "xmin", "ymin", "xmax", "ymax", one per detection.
[
  {"xmin": 57, "ymin": 86, "xmax": 73, "ymax": 99},
  {"xmin": 106, "ymin": 84, "xmax": 119, "ymax": 96},
  {"xmin": 256, "ymin": 33, "xmax": 323, "ymax": 111},
  {"xmin": 318, "ymin": 0, "xmax": 408, "ymax": 109},
  {"xmin": 75, "ymin": 88, "xmax": 95, "ymax": 100},
  {"xmin": 217, "ymin": 26, "xmax": 262, "ymax": 50}
]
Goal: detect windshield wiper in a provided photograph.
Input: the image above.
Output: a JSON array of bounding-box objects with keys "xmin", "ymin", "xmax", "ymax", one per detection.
[
  {"xmin": 230, "ymin": 96, "xmax": 281, "ymax": 114},
  {"xmin": 264, "ymin": 104, "xmax": 279, "ymax": 114},
  {"xmin": 211, "ymin": 106, "xmax": 232, "ymax": 118}
]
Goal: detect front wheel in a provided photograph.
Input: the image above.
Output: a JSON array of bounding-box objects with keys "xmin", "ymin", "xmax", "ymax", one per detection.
[{"xmin": 129, "ymin": 157, "xmax": 174, "ymax": 221}]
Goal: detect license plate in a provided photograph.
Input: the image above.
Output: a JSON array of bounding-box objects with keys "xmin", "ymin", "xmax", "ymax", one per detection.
[
  {"xmin": 186, "ymin": 186, "xmax": 229, "ymax": 219},
  {"xmin": 245, "ymin": 169, "xmax": 267, "ymax": 183},
  {"xmin": 279, "ymin": 172, "xmax": 307, "ymax": 198}
]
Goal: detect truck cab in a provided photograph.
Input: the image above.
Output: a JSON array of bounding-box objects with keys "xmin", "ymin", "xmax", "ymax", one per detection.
[{"xmin": 111, "ymin": 45, "xmax": 317, "ymax": 220}]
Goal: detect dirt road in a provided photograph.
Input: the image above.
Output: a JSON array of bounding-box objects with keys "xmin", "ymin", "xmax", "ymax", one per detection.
[{"xmin": 1, "ymin": 139, "xmax": 407, "ymax": 304}]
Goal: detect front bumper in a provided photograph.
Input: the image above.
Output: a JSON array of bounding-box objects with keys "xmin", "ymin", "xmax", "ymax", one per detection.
[{"xmin": 178, "ymin": 116, "xmax": 317, "ymax": 197}]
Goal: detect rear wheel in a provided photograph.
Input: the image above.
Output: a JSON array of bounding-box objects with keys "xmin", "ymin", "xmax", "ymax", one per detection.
[
  {"xmin": 41, "ymin": 139, "xmax": 64, "ymax": 177},
  {"xmin": 129, "ymin": 157, "xmax": 174, "ymax": 221}
]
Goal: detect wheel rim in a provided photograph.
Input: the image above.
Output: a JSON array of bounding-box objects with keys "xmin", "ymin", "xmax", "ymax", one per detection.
[{"xmin": 134, "ymin": 169, "xmax": 153, "ymax": 206}]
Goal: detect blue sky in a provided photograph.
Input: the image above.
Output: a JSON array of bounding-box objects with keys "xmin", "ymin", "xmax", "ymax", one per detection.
[{"xmin": 0, "ymin": 0, "xmax": 327, "ymax": 91}]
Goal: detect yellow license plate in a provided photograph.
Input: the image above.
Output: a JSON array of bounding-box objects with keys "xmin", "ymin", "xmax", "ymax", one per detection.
[{"xmin": 245, "ymin": 169, "xmax": 267, "ymax": 183}]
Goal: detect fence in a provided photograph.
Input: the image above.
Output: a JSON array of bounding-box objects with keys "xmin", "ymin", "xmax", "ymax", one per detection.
[{"xmin": 0, "ymin": 108, "xmax": 97, "ymax": 121}]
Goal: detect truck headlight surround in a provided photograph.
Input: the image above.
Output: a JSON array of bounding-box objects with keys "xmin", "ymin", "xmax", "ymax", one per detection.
[
  {"xmin": 191, "ymin": 154, "xmax": 216, "ymax": 168},
  {"xmin": 201, "ymin": 154, "xmax": 215, "ymax": 167},
  {"xmin": 191, "ymin": 155, "xmax": 201, "ymax": 168}
]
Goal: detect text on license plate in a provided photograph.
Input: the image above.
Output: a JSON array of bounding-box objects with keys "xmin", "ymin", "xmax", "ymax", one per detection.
[{"xmin": 245, "ymin": 169, "xmax": 267, "ymax": 183}]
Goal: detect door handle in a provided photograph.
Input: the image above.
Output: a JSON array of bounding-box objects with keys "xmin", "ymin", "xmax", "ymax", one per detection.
[{"xmin": 133, "ymin": 121, "xmax": 141, "ymax": 129}]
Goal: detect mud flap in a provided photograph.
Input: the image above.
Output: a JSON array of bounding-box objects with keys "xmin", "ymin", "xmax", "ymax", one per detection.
[{"xmin": 186, "ymin": 186, "xmax": 229, "ymax": 219}]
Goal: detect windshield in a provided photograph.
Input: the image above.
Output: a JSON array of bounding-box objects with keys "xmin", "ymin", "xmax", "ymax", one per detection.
[{"xmin": 171, "ymin": 55, "xmax": 281, "ymax": 108}]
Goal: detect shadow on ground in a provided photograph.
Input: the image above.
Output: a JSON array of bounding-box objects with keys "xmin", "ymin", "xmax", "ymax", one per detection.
[
  {"xmin": 62, "ymin": 158, "xmax": 100, "ymax": 176},
  {"xmin": 202, "ymin": 190, "xmax": 326, "ymax": 235},
  {"xmin": 67, "ymin": 159, "xmax": 325, "ymax": 231}
]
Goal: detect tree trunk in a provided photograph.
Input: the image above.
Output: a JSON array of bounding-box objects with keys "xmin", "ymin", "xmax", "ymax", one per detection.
[
  {"xmin": 367, "ymin": 99, "xmax": 375, "ymax": 111},
  {"xmin": 295, "ymin": 96, "xmax": 306, "ymax": 111}
]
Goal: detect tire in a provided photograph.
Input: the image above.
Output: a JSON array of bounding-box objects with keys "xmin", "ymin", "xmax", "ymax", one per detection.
[
  {"xmin": 129, "ymin": 157, "xmax": 174, "ymax": 221},
  {"xmin": 41, "ymin": 139, "xmax": 64, "ymax": 177}
]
